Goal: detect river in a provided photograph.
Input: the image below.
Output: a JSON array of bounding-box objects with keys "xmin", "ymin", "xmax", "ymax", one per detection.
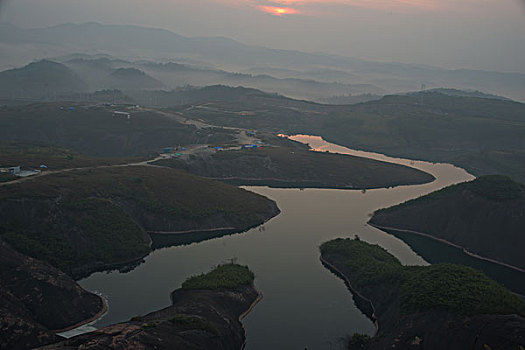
[{"xmin": 74, "ymin": 135, "xmax": 475, "ymax": 349}]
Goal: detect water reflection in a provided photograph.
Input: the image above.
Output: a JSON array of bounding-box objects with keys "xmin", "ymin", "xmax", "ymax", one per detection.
[
  {"xmin": 384, "ymin": 228, "xmax": 525, "ymax": 296},
  {"xmin": 79, "ymin": 135, "xmax": 475, "ymax": 350}
]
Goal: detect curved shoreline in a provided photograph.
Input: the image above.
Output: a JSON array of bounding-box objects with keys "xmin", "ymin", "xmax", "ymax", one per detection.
[
  {"xmin": 52, "ymin": 294, "xmax": 108, "ymax": 333},
  {"xmin": 71, "ymin": 250, "xmax": 151, "ymax": 280},
  {"xmin": 216, "ymin": 176, "xmax": 435, "ymax": 190},
  {"xmin": 74, "ymin": 135, "xmax": 475, "ymax": 348},
  {"xmin": 320, "ymin": 255, "xmax": 379, "ymax": 336},
  {"xmin": 239, "ymin": 289, "xmax": 264, "ymax": 350},
  {"xmin": 147, "ymin": 226, "xmax": 236, "ymax": 235},
  {"xmin": 368, "ymin": 223, "xmax": 525, "ymax": 273}
]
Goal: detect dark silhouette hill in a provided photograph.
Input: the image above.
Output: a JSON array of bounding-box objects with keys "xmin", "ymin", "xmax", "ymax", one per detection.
[
  {"xmin": 106, "ymin": 67, "xmax": 164, "ymax": 90},
  {"xmin": 0, "ymin": 60, "xmax": 87, "ymax": 99},
  {"xmin": 370, "ymin": 176, "xmax": 525, "ymax": 270}
]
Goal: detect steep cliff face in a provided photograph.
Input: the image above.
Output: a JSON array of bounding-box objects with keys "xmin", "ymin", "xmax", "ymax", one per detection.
[
  {"xmin": 0, "ymin": 239, "xmax": 104, "ymax": 350},
  {"xmin": 40, "ymin": 264, "xmax": 260, "ymax": 350},
  {"xmin": 370, "ymin": 175, "xmax": 525, "ymax": 270}
]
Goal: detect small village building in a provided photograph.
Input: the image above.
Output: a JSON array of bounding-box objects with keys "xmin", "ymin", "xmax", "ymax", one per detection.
[
  {"xmin": 113, "ymin": 111, "xmax": 131, "ymax": 119},
  {"xmin": 8, "ymin": 166, "xmax": 20, "ymax": 175},
  {"xmin": 4, "ymin": 166, "xmax": 39, "ymax": 177},
  {"xmin": 18, "ymin": 170, "xmax": 40, "ymax": 177}
]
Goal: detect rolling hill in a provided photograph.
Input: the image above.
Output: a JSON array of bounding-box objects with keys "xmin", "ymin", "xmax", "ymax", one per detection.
[
  {"xmin": 0, "ymin": 166, "xmax": 280, "ymax": 278},
  {"xmin": 0, "ymin": 60, "xmax": 87, "ymax": 99},
  {"xmin": 321, "ymin": 238, "xmax": 525, "ymax": 350},
  {"xmin": 0, "ymin": 103, "xmax": 235, "ymax": 157},
  {"xmin": 106, "ymin": 67, "xmax": 164, "ymax": 90},
  {"xmin": 370, "ymin": 176, "xmax": 525, "ymax": 270},
  {"xmin": 172, "ymin": 89, "xmax": 525, "ymax": 183}
]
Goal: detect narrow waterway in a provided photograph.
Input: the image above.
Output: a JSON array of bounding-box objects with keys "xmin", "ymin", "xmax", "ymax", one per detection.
[{"xmin": 75, "ymin": 135, "xmax": 474, "ymax": 349}]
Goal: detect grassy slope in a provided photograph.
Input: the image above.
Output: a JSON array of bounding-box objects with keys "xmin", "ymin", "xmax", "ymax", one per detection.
[
  {"xmin": 0, "ymin": 103, "xmax": 234, "ymax": 157},
  {"xmin": 0, "ymin": 141, "xmax": 143, "ymax": 170},
  {"xmin": 320, "ymin": 238, "xmax": 525, "ymax": 316},
  {"xmin": 154, "ymin": 146, "xmax": 435, "ymax": 189},
  {"xmin": 173, "ymin": 92, "xmax": 525, "ymax": 183},
  {"xmin": 0, "ymin": 166, "xmax": 278, "ymax": 277},
  {"xmin": 370, "ymin": 175, "xmax": 525, "ymax": 270}
]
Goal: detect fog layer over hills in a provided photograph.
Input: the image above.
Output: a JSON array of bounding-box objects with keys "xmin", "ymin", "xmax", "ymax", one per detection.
[{"xmin": 1, "ymin": 22, "xmax": 524, "ymax": 102}]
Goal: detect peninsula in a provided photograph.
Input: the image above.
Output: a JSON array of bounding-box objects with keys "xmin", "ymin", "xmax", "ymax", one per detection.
[{"xmin": 320, "ymin": 238, "xmax": 525, "ymax": 349}]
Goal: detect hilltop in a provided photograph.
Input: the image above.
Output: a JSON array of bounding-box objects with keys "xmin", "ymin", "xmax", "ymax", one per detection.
[
  {"xmin": 320, "ymin": 238, "xmax": 525, "ymax": 350},
  {"xmin": 369, "ymin": 175, "xmax": 525, "ymax": 270},
  {"xmin": 0, "ymin": 141, "xmax": 143, "ymax": 171},
  {"xmin": 0, "ymin": 166, "xmax": 279, "ymax": 278},
  {"xmin": 106, "ymin": 67, "xmax": 164, "ymax": 90},
  {"xmin": 406, "ymin": 88, "xmax": 511, "ymax": 101},
  {"xmin": 0, "ymin": 239, "xmax": 104, "ymax": 350},
  {"xmin": 0, "ymin": 103, "xmax": 235, "ymax": 157},
  {"xmin": 154, "ymin": 144, "xmax": 435, "ymax": 189},
  {"xmin": 0, "ymin": 60, "xmax": 87, "ymax": 99}
]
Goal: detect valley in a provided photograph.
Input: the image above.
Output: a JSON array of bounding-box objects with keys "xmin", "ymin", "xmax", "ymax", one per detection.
[{"xmin": 1, "ymin": 15, "xmax": 524, "ymax": 349}]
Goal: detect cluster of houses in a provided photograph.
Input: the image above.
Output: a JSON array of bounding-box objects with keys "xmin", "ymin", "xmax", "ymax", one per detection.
[
  {"xmin": 111, "ymin": 105, "xmax": 142, "ymax": 119},
  {"xmin": 0, "ymin": 165, "xmax": 46, "ymax": 178},
  {"xmin": 160, "ymin": 146, "xmax": 186, "ymax": 159}
]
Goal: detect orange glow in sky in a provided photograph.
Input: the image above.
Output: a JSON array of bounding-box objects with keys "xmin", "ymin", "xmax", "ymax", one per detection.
[
  {"xmin": 222, "ymin": 0, "xmax": 488, "ymax": 15},
  {"xmin": 258, "ymin": 5, "xmax": 299, "ymax": 16}
]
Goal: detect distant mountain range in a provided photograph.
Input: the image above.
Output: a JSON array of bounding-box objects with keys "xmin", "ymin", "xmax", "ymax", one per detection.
[
  {"xmin": 406, "ymin": 88, "xmax": 511, "ymax": 101},
  {"xmin": 0, "ymin": 58, "xmax": 383, "ymax": 102},
  {"xmin": 0, "ymin": 22, "xmax": 524, "ymax": 101}
]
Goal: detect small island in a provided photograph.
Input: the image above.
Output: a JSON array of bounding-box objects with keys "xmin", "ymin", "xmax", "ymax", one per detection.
[
  {"xmin": 320, "ymin": 238, "xmax": 525, "ymax": 349},
  {"xmin": 39, "ymin": 263, "xmax": 261, "ymax": 350}
]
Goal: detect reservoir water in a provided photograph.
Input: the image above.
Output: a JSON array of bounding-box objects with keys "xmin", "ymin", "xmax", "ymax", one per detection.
[{"xmin": 78, "ymin": 135, "xmax": 476, "ymax": 349}]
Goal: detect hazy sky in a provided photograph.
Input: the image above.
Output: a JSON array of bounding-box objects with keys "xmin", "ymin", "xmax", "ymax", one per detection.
[{"xmin": 2, "ymin": 0, "xmax": 525, "ymax": 73}]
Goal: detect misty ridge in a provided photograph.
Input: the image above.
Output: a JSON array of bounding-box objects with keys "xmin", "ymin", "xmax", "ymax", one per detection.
[{"xmin": 0, "ymin": 22, "xmax": 524, "ymax": 103}]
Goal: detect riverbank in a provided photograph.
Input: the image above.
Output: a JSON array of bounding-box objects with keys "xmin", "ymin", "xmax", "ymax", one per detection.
[
  {"xmin": 0, "ymin": 166, "xmax": 280, "ymax": 279},
  {"xmin": 78, "ymin": 136, "xmax": 475, "ymax": 349},
  {"xmin": 369, "ymin": 223, "xmax": 525, "ymax": 273},
  {"xmin": 319, "ymin": 255, "xmax": 379, "ymax": 335},
  {"xmin": 52, "ymin": 295, "xmax": 108, "ymax": 333},
  {"xmin": 320, "ymin": 238, "xmax": 525, "ymax": 350},
  {"xmin": 153, "ymin": 144, "xmax": 435, "ymax": 190},
  {"xmin": 0, "ymin": 239, "xmax": 105, "ymax": 350},
  {"xmin": 41, "ymin": 264, "xmax": 261, "ymax": 350},
  {"xmin": 369, "ymin": 175, "xmax": 525, "ymax": 271}
]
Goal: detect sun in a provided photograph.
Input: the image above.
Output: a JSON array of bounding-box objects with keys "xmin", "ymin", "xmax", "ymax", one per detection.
[{"xmin": 258, "ymin": 6, "xmax": 299, "ymax": 16}]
